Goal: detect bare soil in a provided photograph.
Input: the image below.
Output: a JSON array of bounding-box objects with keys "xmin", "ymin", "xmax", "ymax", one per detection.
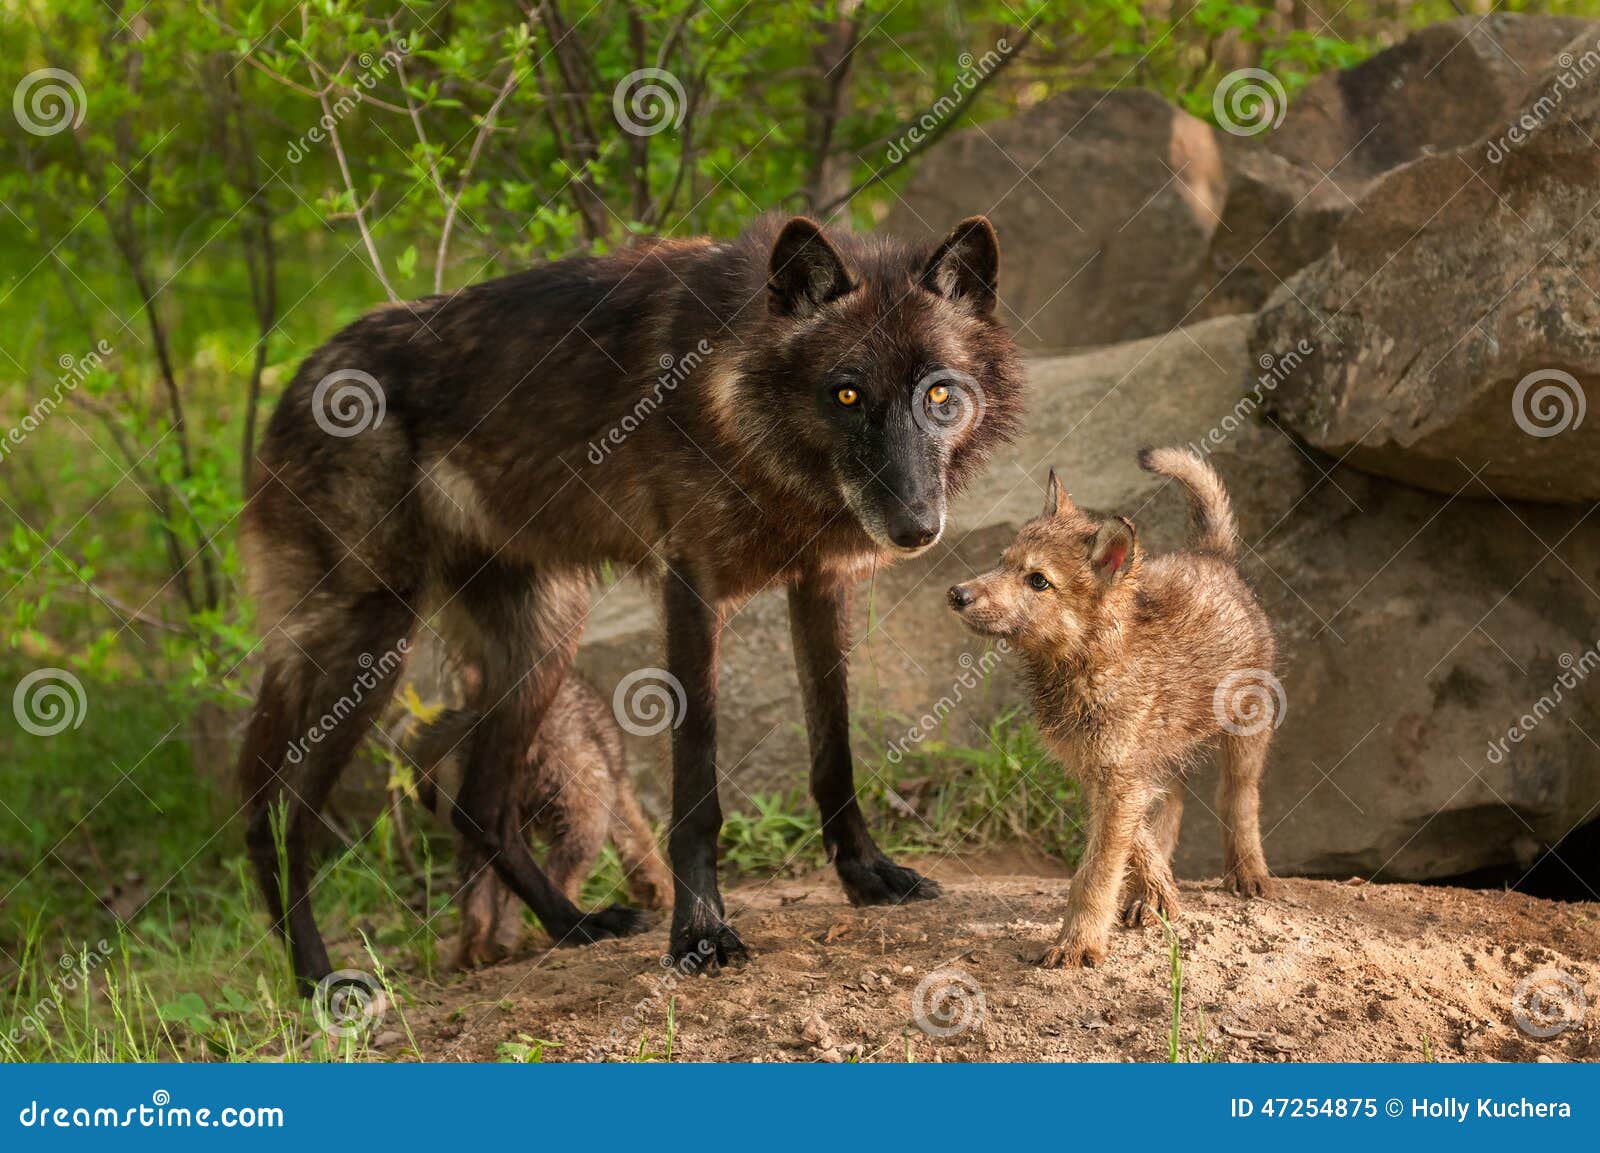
[{"xmin": 403, "ymin": 854, "xmax": 1600, "ymax": 1063}]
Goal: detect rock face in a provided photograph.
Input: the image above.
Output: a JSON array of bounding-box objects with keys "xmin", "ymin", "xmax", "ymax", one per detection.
[
  {"xmin": 1265, "ymin": 14, "xmax": 1594, "ymax": 185},
  {"xmin": 889, "ymin": 15, "xmax": 1599, "ymax": 353},
  {"xmin": 579, "ymin": 315, "xmax": 1600, "ymax": 883},
  {"xmin": 1254, "ymin": 22, "xmax": 1600, "ymax": 503},
  {"xmin": 883, "ymin": 88, "xmax": 1226, "ymax": 351}
]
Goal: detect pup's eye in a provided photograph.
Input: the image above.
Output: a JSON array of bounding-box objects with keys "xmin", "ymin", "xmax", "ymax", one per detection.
[
  {"xmin": 928, "ymin": 384, "xmax": 950, "ymax": 405},
  {"xmin": 834, "ymin": 386, "xmax": 860, "ymax": 407},
  {"xmin": 1026, "ymin": 572, "xmax": 1051, "ymax": 591}
]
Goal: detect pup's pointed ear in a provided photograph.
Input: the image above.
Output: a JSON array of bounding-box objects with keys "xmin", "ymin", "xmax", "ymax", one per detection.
[
  {"xmin": 920, "ymin": 216, "xmax": 999, "ymax": 316},
  {"xmin": 1090, "ymin": 516, "xmax": 1137, "ymax": 584},
  {"xmin": 769, "ymin": 218, "xmax": 853, "ymax": 317},
  {"xmin": 1043, "ymin": 468, "xmax": 1074, "ymax": 518}
]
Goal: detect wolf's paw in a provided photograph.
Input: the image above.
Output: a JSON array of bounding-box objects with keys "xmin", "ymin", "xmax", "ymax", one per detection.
[
  {"xmin": 1224, "ymin": 865, "xmax": 1276, "ymax": 899},
  {"xmin": 838, "ymin": 856, "xmax": 942, "ymax": 906},
  {"xmin": 1120, "ymin": 885, "xmax": 1181, "ymax": 928},
  {"xmin": 557, "ymin": 903, "xmax": 650, "ymax": 946},
  {"xmin": 1039, "ymin": 935, "xmax": 1108, "ymax": 969},
  {"xmin": 668, "ymin": 920, "xmax": 749, "ymax": 973}
]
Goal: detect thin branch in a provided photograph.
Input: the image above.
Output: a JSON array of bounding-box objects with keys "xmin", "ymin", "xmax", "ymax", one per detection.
[{"xmin": 815, "ymin": 25, "xmax": 1033, "ymax": 218}]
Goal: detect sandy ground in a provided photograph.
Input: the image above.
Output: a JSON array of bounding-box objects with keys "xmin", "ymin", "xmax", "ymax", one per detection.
[{"xmin": 400, "ymin": 855, "xmax": 1600, "ymax": 1062}]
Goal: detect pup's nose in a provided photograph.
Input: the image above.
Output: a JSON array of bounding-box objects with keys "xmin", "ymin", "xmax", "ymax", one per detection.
[
  {"xmin": 947, "ymin": 584, "xmax": 975, "ymax": 610},
  {"xmin": 887, "ymin": 503, "xmax": 942, "ymax": 550}
]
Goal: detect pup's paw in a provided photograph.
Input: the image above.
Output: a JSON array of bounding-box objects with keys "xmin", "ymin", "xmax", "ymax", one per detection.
[
  {"xmin": 1039, "ymin": 936, "xmax": 1107, "ymax": 969},
  {"xmin": 1120, "ymin": 885, "xmax": 1181, "ymax": 928},
  {"xmin": 1224, "ymin": 865, "xmax": 1276, "ymax": 899},
  {"xmin": 838, "ymin": 856, "xmax": 942, "ymax": 906}
]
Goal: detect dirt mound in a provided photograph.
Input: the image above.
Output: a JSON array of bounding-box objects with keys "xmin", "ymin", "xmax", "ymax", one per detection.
[{"xmin": 405, "ymin": 856, "xmax": 1599, "ymax": 1063}]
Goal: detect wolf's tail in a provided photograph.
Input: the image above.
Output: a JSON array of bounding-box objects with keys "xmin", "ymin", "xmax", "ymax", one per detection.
[{"xmin": 1137, "ymin": 446, "xmax": 1238, "ymax": 561}]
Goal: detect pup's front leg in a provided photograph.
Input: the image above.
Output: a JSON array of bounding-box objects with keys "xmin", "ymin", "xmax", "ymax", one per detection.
[
  {"xmin": 1043, "ymin": 778, "xmax": 1144, "ymax": 968},
  {"xmin": 1120, "ymin": 826, "xmax": 1181, "ymax": 928},
  {"xmin": 664, "ymin": 566, "xmax": 747, "ymax": 970},
  {"xmin": 789, "ymin": 572, "xmax": 941, "ymax": 906}
]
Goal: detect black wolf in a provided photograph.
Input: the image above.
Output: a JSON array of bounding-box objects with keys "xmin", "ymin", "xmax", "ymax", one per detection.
[{"xmin": 238, "ymin": 214, "xmax": 1024, "ymax": 990}]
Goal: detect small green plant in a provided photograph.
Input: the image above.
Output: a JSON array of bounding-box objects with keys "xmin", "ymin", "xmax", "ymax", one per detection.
[{"xmin": 497, "ymin": 1035, "xmax": 562, "ymax": 1063}]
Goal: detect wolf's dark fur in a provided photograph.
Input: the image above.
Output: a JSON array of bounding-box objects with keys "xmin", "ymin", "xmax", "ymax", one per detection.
[{"xmin": 238, "ymin": 214, "xmax": 1023, "ymax": 990}]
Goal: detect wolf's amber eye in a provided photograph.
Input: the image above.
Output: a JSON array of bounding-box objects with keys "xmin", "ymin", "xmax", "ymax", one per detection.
[
  {"xmin": 1026, "ymin": 571, "xmax": 1051, "ymax": 591},
  {"xmin": 928, "ymin": 384, "xmax": 950, "ymax": 405},
  {"xmin": 835, "ymin": 386, "xmax": 860, "ymax": 407}
]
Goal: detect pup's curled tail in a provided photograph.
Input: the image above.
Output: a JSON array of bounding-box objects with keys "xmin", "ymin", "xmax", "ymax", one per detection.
[{"xmin": 1137, "ymin": 446, "xmax": 1238, "ymax": 561}]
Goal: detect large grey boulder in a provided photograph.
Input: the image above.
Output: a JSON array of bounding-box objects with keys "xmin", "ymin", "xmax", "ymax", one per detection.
[
  {"xmin": 1253, "ymin": 22, "xmax": 1600, "ymax": 504},
  {"xmin": 883, "ymin": 89, "xmax": 1226, "ymax": 351},
  {"xmin": 580, "ymin": 315, "xmax": 1600, "ymax": 883}
]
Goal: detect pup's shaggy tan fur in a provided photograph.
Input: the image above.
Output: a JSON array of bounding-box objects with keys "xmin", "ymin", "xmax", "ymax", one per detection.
[{"xmin": 949, "ymin": 447, "xmax": 1278, "ymax": 967}]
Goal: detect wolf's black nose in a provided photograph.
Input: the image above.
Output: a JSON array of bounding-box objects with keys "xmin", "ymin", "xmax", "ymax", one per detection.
[
  {"xmin": 888, "ymin": 504, "xmax": 942, "ymax": 549},
  {"xmin": 947, "ymin": 585, "xmax": 974, "ymax": 609}
]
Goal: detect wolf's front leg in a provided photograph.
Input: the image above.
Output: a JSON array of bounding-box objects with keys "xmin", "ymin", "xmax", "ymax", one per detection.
[
  {"xmin": 1043, "ymin": 776, "xmax": 1145, "ymax": 968},
  {"xmin": 664, "ymin": 565, "xmax": 747, "ymax": 970},
  {"xmin": 788, "ymin": 572, "xmax": 942, "ymax": 906}
]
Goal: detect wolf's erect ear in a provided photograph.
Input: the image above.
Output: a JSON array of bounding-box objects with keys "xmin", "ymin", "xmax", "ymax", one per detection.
[
  {"xmin": 1089, "ymin": 516, "xmax": 1137, "ymax": 585},
  {"xmin": 920, "ymin": 216, "xmax": 999, "ymax": 316},
  {"xmin": 769, "ymin": 218, "xmax": 853, "ymax": 317},
  {"xmin": 1043, "ymin": 468, "xmax": 1074, "ymax": 519}
]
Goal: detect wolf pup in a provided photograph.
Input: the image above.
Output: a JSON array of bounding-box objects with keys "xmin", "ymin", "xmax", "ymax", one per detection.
[
  {"xmin": 407, "ymin": 670, "xmax": 673, "ymax": 969},
  {"xmin": 238, "ymin": 213, "xmax": 1023, "ymax": 989},
  {"xmin": 947, "ymin": 447, "xmax": 1276, "ymax": 968}
]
